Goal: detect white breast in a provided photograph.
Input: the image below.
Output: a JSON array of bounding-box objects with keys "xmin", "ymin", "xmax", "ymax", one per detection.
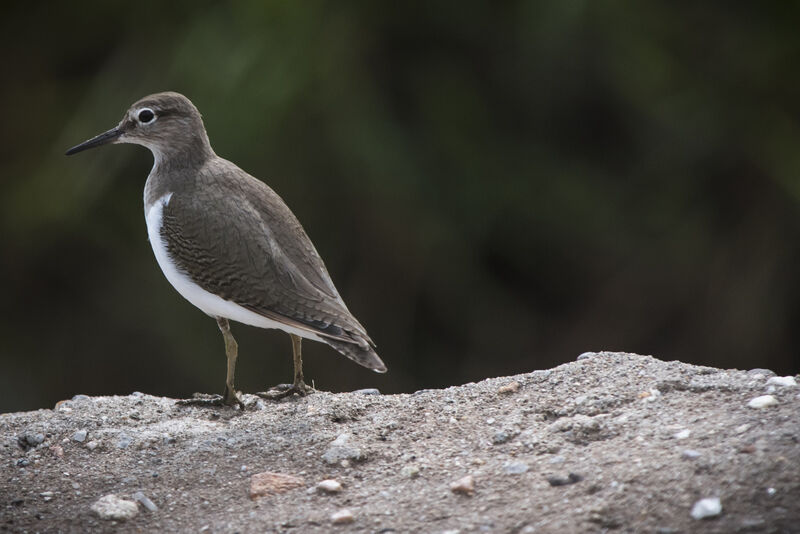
[{"xmin": 144, "ymin": 192, "xmax": 322, "ymax": 341}]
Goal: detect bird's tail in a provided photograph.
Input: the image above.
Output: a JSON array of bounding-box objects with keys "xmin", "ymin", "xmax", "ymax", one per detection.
[{"xmin": 324, "ymin": 337, "xmax": 387, "ymax": 373}]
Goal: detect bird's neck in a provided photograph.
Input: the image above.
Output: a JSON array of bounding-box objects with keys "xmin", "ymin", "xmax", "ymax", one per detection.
[{"xmin": 150, "ymin": 131, "xmax": 214, "ymax": 173}]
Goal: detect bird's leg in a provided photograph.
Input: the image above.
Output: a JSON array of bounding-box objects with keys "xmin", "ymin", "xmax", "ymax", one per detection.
[
  {"xmin": 257, "ymin": 334, "xmax": 314, "ymax": 400},
  {"xmin": 178, "ymin": 317, "xmax": 244, "ymax": 409},
  {"xmin": 218, "ymin": 317, "xmax": 244, "ymax": 407}
]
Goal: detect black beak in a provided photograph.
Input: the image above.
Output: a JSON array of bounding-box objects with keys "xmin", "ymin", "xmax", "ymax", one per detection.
[{"xmin": 65, "ymin": 127, "xmax": 122, "ymax": 156}]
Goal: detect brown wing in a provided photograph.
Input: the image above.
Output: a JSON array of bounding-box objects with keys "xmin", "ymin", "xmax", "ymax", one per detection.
[{"xmin": 158, "ymin": 160, "xmax": 383, "ymax": 364}]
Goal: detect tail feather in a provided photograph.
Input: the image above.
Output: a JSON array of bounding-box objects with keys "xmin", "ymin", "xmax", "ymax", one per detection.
[{"xmin": 324, "ymin": 337, "xmax": 387, "ymax": 373}]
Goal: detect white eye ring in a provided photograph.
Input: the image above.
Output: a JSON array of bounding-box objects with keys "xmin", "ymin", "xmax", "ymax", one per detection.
[{"xmin": 136, "ymin": 107, "xmax": 156, "ymax": 124}]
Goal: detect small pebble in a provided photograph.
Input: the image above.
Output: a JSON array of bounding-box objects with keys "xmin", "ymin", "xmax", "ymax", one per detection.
[
  {"xmin": 690, "ymin": 497, "xmax": 722, "ymax": 520},
  {"xmin": 322, "ymin": 434, "xmax": 363, "ymax": 465},
  {"xmin": 577, "ymin": 352, "xmax": 596, "ymax": 360},
  {"xmin": 747, "ymin": 395, "xmax": 777, "ymax": 409},
  {"xmin": 546, "ymin": 473, "xmax": 583, "ymax": 487},
  {"xmin": 116, "ymin": 434, "xmax": 132, "ymax": 449},
  {"xmin": 72, "ymin": 430, "xmax": 88, "ymax": 443},
  {"xmin": 450, "ymin": 475, "xmax": 475, "ymax": 496},
  {"xmin": 71, "ymin": 394, "xmax": 90, "ymax": 401},
  {"xmin": 49, "ymin": 445, "xmax": 64, "ymax": 458},
  {"xmin": 673, "ymin": 429, "xmax": 690, "ymax": 440},
  {"xmin": 132, "ymin": 491, "xmax": 158, "ymax": 512},
  {"xmin": 40, "ymin": 491, "xmax": 54, "ymax": 502},
  {"xmin": 249, "ymin": 472, "xmax": 305, "ymax": 499},
  {"xmin": 86, "ymin": 441, "xmax": 99, "ymax": 451},
  {"xmin": 18, "ymin": 433, "xmax": 45, "ymax": 450},
  {"xmin": 503, "ymin": 461, "xmax": 529, "ymax": 475},
  {"xmin": 492, "ymin": 431, "xmax": 511, "ymax": 445},
  {"xmin": 90, "ymin": 494, "xmax": 139, "ymax": 521},
  {"xmin": 317, "ymin": 479, "xmax": 343, "ymax": 493},
  {"xmin": 766, "ymin": 376, "xmax": 797, "ymax": 387},
  {"xmin": 331, "ymin": 508, "xmax": 355, "ymax": 524},
  {"xmin": 681, "ymin": 449, "xmax": 701, "ymax": 460},
  {"xmin": 401, "ymin": 465, "xmax": 420, "ymax": 479},
  {"xmin": 353, "ymin": 388, "xmax": 380, "ymax": 395},
  {"xmin": 640, "ymin": 389, "xmax": 661, "ymax": 402},
  {"xmin": 498, "ymin": 381, "xmax": 520, "ymax": 394}
]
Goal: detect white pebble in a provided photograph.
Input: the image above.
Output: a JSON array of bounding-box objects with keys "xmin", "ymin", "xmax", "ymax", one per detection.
[
  {"xmin": 642, "ymin": 388, "xmax": 661, "ymax": 402},
  {"xmin": 674, "ymin": 429, "xmax": 691, "ymax": 440},
  {"xmin": 331, "ymin": 508, "xmax": 355, "ymax": 524},
  {"xmin": 503, "ymin": 461, "xmax": 529, "ymax": 475},
  {"xmin": 767, "ymin": 376, "xmax": 797, "ymax": 387},
  {"xmin": 691, "ymin": 497, "xmax": 722, "ymax": 519},
  {"xmin": 401, "ymin": 465, "xmax": 420, "ymax": 479},
  {"xmin": 317, "ymin": 479, "xmax": 343, "ymax": 493},
  {"xmin": 90, "ymin": 494, "xmax": 139, "ymax": 521},
  {"xmin": 747, "ymin": 395, "xmax": 778, "ymax": 409},
  {"xmin": 132, "ymin": 491, "xmax": 158, "ymax": 512}
]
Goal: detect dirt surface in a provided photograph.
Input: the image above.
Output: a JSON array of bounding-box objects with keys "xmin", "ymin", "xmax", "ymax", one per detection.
[{"xmin": 2, "ymin": 352, "xmax": 799, "ymax": 533}]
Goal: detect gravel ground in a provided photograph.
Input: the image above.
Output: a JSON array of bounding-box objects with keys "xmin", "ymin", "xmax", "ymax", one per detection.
[{"xmin": 1, "ymin": 352, "xmax": 799, "ymax": 533}]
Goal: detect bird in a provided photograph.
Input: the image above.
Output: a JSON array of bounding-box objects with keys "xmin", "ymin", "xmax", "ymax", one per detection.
[{"xmin": 66, "ymin": 91, "xmax": 386, "ymax": 407}]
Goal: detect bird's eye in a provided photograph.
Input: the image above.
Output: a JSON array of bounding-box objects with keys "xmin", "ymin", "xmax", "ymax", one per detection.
[{"xmin": 138, "ymin": 108, "xmax": 155, "ymax": 124}]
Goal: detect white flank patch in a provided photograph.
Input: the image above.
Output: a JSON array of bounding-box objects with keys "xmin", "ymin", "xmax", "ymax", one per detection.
[{"xmin": 145, "ymin": 193, "xmax": 322, "ymax": 341}]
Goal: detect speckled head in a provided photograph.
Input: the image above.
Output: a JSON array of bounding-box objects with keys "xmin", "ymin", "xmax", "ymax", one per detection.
[{"xmin": 66, "ymin": 91, "xmax": 214, "ymax": 164}]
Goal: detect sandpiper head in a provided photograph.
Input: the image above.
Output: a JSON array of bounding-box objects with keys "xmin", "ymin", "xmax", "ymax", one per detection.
[{"xmin": 66, "ymin": 92, "xmax": 212, "ymax": 161}]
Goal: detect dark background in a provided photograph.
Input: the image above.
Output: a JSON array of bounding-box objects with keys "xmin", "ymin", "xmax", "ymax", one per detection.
[{"xmin": 2, "ymin": 2, "xmax": 799, "ymax": 413}]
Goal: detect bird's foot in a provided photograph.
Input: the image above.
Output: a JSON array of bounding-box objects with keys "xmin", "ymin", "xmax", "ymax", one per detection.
[
  {"xmin": 256, "ymin": 381, "xmax": 314, "ymax": 400},
  {"xmin": 177, "ymin": 389, "xmax": 245, "ymax": 409}
]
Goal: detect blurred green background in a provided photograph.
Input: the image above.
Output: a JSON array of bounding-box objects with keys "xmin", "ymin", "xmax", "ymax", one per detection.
[{"xmin": 2, "ymin": 2, "xmax": 799, "ymax": 413}]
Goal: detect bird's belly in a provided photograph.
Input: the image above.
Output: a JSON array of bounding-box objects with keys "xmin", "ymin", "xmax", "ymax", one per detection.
[{"xmin": 144, "ymin": 193, "xmax": 322, "ymax": 341}]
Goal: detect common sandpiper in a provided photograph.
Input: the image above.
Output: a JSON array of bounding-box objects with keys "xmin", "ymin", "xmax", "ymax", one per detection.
[{"xmin": 66, "ymin": 92, "xmax": 386, "ymax": 407}]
